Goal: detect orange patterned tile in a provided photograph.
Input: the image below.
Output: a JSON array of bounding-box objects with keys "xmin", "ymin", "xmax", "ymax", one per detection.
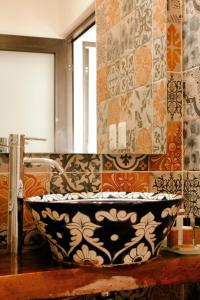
[
  {"xmin": 153, "ymin": 79, "xmax": 167, "ymax": 126},
  {"xmin": 24, "ymin": 173, "xmax": 50, "ymax": 228},
  {"xmin": 97, "ymin": 67, "xmax": 109, "ymax": 102},
  {"xmin": 167, "ymin": 24, "xmax": 181, "ymax": 71},
  {"xmin": 0, "ymin": 175, "xmax": 8, "ymax": 226},
  {"xmin": 107, "ymin": 96, "xmax": 121, "ymax": 125},
  {"xmin": 149, "ymin": 121, "xmax": 182, "ymax": 171},
  {"xmin": 135, "ymin": 44, "xmax": 152, "ymax": 87},
  {"xmin": 135, "ymin": 128, "xmax": 152, "ymax": 154},
  {"xmin": 106, "ymin": 0, "xmax": 120, "ymax": 28},
  {"xmin": 153, "ymin": 0, "xmax": 167, "ymax": 38},
  {"xmin": 102, "ymin": 172, "xmax": 149, "ymax": 192}
]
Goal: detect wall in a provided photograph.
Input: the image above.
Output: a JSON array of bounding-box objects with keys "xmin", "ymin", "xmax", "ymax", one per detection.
[{"xmin": 96, "ymin": 0, "xmax": 168, "ymax": 154}]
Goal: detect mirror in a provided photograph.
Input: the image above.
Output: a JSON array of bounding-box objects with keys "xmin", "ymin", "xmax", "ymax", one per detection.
[{"xmin": 0, "ymin": 1, "xmax": 96, "ymax": 153}]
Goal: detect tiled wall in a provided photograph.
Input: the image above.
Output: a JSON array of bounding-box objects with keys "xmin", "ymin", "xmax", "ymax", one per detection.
[
  {"xmin": 0, "ymin": 0, "xmax": 199, "ymax": 299},
  {"xmin": 96, "ymin": 0, "xmax": 168, "ymax": 154}
]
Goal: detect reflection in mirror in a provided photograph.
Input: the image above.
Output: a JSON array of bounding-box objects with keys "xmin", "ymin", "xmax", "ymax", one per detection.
[
  {"xmin": 0, "ymin": 51, "xmax": 54, "ymax": 152},
  {"xmin": 73, "ymin": 25, "xmax": 96, "ymax": 153}
]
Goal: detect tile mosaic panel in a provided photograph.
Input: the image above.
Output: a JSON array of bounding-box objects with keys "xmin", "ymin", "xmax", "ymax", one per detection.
[
  {"xmin": 49, "ymin": 154, "xmax": 101, "ymax": 173},
  {"xmin": 149, "ymin": 121, "xmax": 182, "ymax": 171},
  {"xmin": 184, "ymin": 67, "xmax": 200, "ymax": 120},
  {"xmin": 184, "ymin": 120, "xmax": 200, "ymax": 170},
  {"xmin": 97, "ymin": 0, "xmax": 167, "ymax": 154},
  {"xmin": 96, "ymin": 0, "xmax": 108, "ymax": 37},
  {"xmin": 102, "ymin": 172, "xmax": 150, "ymax": 192},
  {"xmin": 135, "ymin": 0, "xmax": 152, "ymax": 48},
  {"xmin": 150, "ymin": 172, "xmax": 182, "ymax": 194},
  {"xmin": 183, "ymin": 0, "xmax": 200, "ymax": 70},
  {"xmin": 167, "ymin": 72, "xmax": 182, "ymax": 121},
  {"xmin": 50, "ymin": 173, "xmax": 101, "ymax": 194},
  {"xmin": 103, "ymin": 154, "xmax": 148, "ymax": 171},
  {"xmin": 184, "ymin": 172, "xmax": 200, "ymax": 216}
]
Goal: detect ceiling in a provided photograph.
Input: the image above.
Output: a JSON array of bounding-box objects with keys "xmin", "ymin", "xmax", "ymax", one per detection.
[{"xmin": 0, "ymin": 0, "xmax": 94, "ymax": 39}]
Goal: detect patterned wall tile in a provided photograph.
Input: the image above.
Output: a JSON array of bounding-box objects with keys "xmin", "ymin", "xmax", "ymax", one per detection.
[
  {"xmin": 153, "ymin": 126, "xmax": 167, "ymax": 154},
  {"xmin": 150, "ymin": 172, "xmax": 182, "ymax": 194},
  {"xmin": 97, "ymin": 35, "xmax": 107, "ymax": 70},
  {"xmin": 102, "ymin": 172, "xmax": 150, "ymax": 192},
  {"xmin": 120, "ymin": 11, "xmax": 135, "ymax": 56},
  {"xmin": 106, "ymin": 0, "xmax": 120, "ymax": 28},
  {"xmin": 184, "ymin": 120, "xmax": 200, "ymax": 170},
  {"xmin": 153, "ymin": 0, "xmax": 167, "ymax": 38},
  {"xmin": 135, "ymin": 128, "xmax": 152, "ymax": 154},
  {"xmin": 134, "ymin": 84, "xmax": 152, "ymax": 129},
  {"xmin": 97, "ymin": 101, "xmax": 109, "ymax": 154},
  {"xmin": 107, "ymin": 24, "xmax": 121, "ymax": 64},
  {"xmin": 167, "ymin": 0, "xmax": 182, "ymax": 72},
  {"xmin": 50, "ymin": 154, "xmax": 101, "ymax": 173},
  {"xmin": 183, "ymin": 0, "xmax": 200, "ymax": 70},
  {"xmin": 167, "ymin": 24, "xmax": 181, "ymax": 72},
  {"xmin": 24, "ymin": 153, "xmax": 51, "ymax": 173},
  {"xmin": 96, "ymin": 0, "xmax": 108, "ymax": 37},
  {"xmin": 97, "ymin": 66, "xmax": 109, "ymax": 102},
  {"xmin": 50, "ymin": 173, "xmax": 101, "ymax": 194},
  {"xmin": 149, "ymin": 121, "xmax": 182, "ymax": 171},
  {"xmin": 24, "ymin": 173, "xmax": 50, "ymax": 229},
  {"xmin": 120, "ymin": 52, "xmax": 135, "ymax": 93},
  {"xmin": 107, "ymin": 61, "xmax": 120, "ymax": 97},
  {"xmin": 184, "ymin": 171, "xmax": 200, "ymax": 216},
  {"xmin": 184, "ymin": 67, "xmax": 200, "ymax": 120},
  {"xmin": 135, "ymin": 0, "xmax": 152, "ymax": 48},
  {"xmin": 0, "ymin": 153, "xmax": 8, "ymax": 173},
  {"xmin": 103, "ymin": 154, "xmax": 148, "ymax": 171},
  {"xmin": 135, "ymin": 43, "xmax": 152, "ymax": 87},
  {"xmin": 0, "ymin": 175, "xmax": 8, "ymax": 228},
  {"xmin": 121, "ymin": 0, "xmax": 135, "ymax": 18},
  {"xmin": 120, "ymin": 91, "xmax": 134, "ymax": 123},
  {"xmin": 167, "ymin": 72, "xmax": 182, "ymax": 121},
  {"xmin": 107, "ymin": 96, "xmax": 121, "ymax": 125},
  {"xmin": 153, "ymin": 79, "xmax": 167, "ymax": 126},
  {"xmin": 153, "ymin": 35, "xmax": 166, "ymax": 81}
]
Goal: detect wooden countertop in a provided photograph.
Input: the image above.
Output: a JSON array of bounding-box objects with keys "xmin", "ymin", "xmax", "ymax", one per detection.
[{"xmin": 1, "ymin": 247, "xmax": 200, "ymax": 300}]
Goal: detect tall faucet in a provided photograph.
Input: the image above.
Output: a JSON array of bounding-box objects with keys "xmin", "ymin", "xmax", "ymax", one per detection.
[{"xmin": 7, "ymin": 134, "xmax": 64, "ymax": 255}]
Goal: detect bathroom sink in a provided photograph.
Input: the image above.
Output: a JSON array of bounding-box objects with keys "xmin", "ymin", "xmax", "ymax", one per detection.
[{"xmin": 25, "ymin": 192, "xmax": 182, "ymax": 267}]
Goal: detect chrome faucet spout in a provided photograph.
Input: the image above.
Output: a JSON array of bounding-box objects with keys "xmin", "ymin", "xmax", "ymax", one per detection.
[{"xmin": 24, "ymin": 157, "xmax": 64, "ymax": 175}]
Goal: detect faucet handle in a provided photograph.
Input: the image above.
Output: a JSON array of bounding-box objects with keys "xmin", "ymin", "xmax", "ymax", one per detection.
[{"xmin": 25, "ymin": 136, "xmax": 47, "ymax": 141}]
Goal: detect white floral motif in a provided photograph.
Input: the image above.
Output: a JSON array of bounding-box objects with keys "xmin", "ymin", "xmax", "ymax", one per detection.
[
  {"xmin": 73, "ymin": 244, "xmax": 104, "ymax": 265},
  {"xmin": 41, "ymin": 207, "xmax": 69, "ymax": 223},
  {"xmin": 132, "ymin": 212, "xmax": 161, "ymax": 253},
  {"xmin": 31, "ymin": 208, "xmax": 67, "ymax": 260},
  {"xmin": 66, "ymin": 212, "xmax": 111, "ymax": 259},
  {"xmin": 161, "ymin": 205, "xmax": 179, "ymax": 218},
  {"xmin": 96, "ymin": 208, "xmax": 137, "ymax": 223},
  {"xmin": 124, "ymin": 243, "xmax": 151, "ymax": 264}
]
